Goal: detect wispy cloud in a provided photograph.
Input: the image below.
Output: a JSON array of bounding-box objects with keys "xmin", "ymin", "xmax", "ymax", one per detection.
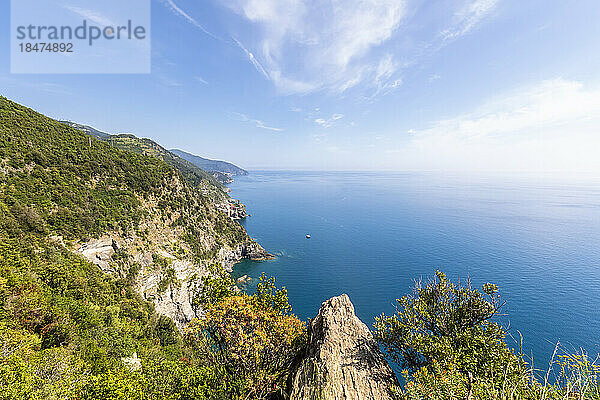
[
  {"xmin": 314, "ymin": 113, "xmax": 344, "ymax": 128},
  {"xmin": 220, "ymin": 0, "xmax": 500, "ymax": 95},
  {"xmin": 232, "ymin": 38, "xmax": 270, "ymax": 79},
  {"xmin": 441, "ymin": 0, "xmax": 500, "ymax": 40},
  {"xmin": 397, "ymin": 79, "xmax": 600, "ymax": 172},
  {"xmin": 161, "ymin": 0, "xmax": 220, "ymax": 40},
  {"xmin": 0, "ymin": 76, "xmax": 72, "ymax": 95},
  {"xmin": 157, "ymin": 75, "xmax": 183, "ymax": 87},
  {"xmin": 230, "ymin": 112, "xmax": 283, "ymax": 132},
  {"xmin": 413, "ymin": 79, "xmax": 600, "ymax": 140},
  {"xmin": 222, "ymin": 0, "xmax": 407, "ymax": 94}
]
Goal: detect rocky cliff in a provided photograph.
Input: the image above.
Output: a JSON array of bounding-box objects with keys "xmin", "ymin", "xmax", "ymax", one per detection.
[
  {"xmin": 289, "ymin": 294, "xmax": 398, "ymax": 400},
  {"xmin": 76, "ymin": 233, "xmax": 272, "ymax": 329}
]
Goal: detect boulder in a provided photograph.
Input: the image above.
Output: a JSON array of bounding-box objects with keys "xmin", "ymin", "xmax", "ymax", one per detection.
[{"xmin": 290, "ymin": 294, "xmax": 398, "ymax": 400}]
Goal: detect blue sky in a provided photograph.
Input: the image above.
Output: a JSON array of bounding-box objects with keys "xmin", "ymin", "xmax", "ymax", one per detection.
[{"xmin": 2, "ymin": 0, "xmax": 600, "ymax": 172}]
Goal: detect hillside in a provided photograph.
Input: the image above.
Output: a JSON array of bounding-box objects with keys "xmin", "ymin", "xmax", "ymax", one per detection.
[
  {"xmin": 171, "ymin": 148, "xmax": 248, "ymax": 183},
  {"xmin": 60, "ymin": 121, "xmax": 245, "ymax": 185},
  {"xmin": 0, "ymin": 96, "xmax": 278, "ymax": 397},
  {"xmin": 60, "ymin": 120, "xmax": 111, "ymax": 140},
  {"xmin": 60, "ymin": 120, "xmax": 229, "ymax": 196},
  {"xmin": 0, "ymin": 95, "xmax": 271, "ymax": 320},
  {"xmin": 104, "ymin": 134, "xmax": 229, "ymax": 198}
]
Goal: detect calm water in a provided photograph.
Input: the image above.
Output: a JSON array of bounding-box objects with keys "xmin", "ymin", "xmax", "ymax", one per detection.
[{"xmin": 230, "ymin": 171, "xmax": 600, "ymax": 369}]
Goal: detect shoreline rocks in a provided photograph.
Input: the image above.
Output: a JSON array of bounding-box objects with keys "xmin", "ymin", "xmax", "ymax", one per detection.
[{"xmin": 220, "ymin": 240, "xmax": 275, "ymax": 272}]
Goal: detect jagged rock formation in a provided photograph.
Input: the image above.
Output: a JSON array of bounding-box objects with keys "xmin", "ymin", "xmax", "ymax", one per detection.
[
  {"xmin": 77, "ymin": 235, "xmax": 272, "ymax": 329},
  {"xmin": 219, "ymin": 241, "xmax": 275, "ymax": 271},
  {"xmin": 290, "ymin": 294, "xmax": 398, "ymax": 400}
]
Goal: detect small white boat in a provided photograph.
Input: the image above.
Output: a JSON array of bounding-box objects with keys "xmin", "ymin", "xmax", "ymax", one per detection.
[{"xmin": 306, "ymin": 234, "xmax": 311, "ymax": 239}]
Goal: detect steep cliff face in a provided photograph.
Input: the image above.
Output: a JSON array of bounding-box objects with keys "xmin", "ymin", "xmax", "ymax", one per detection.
[
  {"xmin": 0, "ymin": 96, "xmax": 271, "ymax": 331},
  {"xmin": 290, "ymin": 294, "xmax": 398, "ymax": 400},
  {"xmin": 76, "ymin": 233, "xmax": 272, "ymax": 329}
]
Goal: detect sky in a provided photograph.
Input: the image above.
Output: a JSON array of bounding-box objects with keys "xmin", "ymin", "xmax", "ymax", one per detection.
[{"xmin": 1, "ymin": 0, "xmax": 600, "ymax": 173}]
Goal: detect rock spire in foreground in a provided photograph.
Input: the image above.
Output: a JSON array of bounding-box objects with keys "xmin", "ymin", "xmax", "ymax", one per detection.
[{"xmin": 290, "ymin": 294, "xmax": 398, "ymax": 400}]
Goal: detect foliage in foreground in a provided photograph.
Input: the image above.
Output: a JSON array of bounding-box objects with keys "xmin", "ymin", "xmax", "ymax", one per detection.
[
  {"xmin": 188, "ymin": 273, "xmax": 307, "ymax": 400},
  {"xmin": 375, "ymin": 271, "xmax": 524, "ymax": 383},
  {"xmin": 398, "ymin": 351, "xmax": 600, "ymax": 400},
  {"xmin": 0, "ymin": 237, "xmax": 303, "ymax": 399},
  {"xmin": 0, "ymin": 235, "xmax": 226, "ymax": 400},
  {"xmin": 375, "ymin": 271, "xmax": 600, "ymax": 400}
]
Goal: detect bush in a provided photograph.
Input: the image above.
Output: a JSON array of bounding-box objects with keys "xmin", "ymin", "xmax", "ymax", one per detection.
[
  {"xmin": 187, "ymin": 274, "xmax": 306, "ymax": 399},
  {"xmin": 374, "ymin": 271, "xmax": 524, "ymax": 385}
]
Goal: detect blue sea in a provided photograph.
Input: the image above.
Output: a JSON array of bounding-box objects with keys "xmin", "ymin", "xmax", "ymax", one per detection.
[{"xmin": 230, "ymin": 171, "xmax": 600, "ymax": 370}]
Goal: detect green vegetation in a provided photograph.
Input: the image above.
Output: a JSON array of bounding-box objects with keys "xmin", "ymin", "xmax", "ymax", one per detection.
[
  {"xmin": 2, "ymin": 96, "xmax": 599, "ymax": 399},
  {"xmin": 188, "ymin": 274, "xmax": 306, "ymax": 399},
  {"xmin": 61, "ymin": 120, "xmax": 227, "ymax": 194},
  {"xmin": 0, "ymin": 96, "xmax": 248, "ymax": 256},
  {"xmin": 375, "ymin": 272, "xmax": 600, "ymax": 400},
  {"xmin": 375, "ymin": 271, "xmax": 523, "ymax": 383},
  {"xmin": 0, "ymin": 237, "xmax": 220, "ymax": 399},
  {"xmin": 0, "ymin": 97, "xmax": 289, "ymax": 399},
  {"xmin": 104, "ymin": 134, "xmax": 227, "ymax": 199},
  {"xmin": 0, "ymin": 236, "xmax": 301, "ymax": 399}
]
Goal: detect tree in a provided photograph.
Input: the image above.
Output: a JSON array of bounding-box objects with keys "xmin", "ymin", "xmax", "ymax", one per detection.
[
  {"xmin": 374, "ymin": 271, "xmax": 524, "ymax": 383},
  {"xmin": 187, "ymin": 274, "xmax": 306, "ymax": 399}
]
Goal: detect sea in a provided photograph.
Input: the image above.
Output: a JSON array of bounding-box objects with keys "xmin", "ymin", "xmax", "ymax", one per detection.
[{"xmin": 229, "ymin": 171, "xmax": 600, "ymax": 371}]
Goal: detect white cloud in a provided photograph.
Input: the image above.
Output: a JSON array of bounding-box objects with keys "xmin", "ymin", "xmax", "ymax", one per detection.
[
  {"xmin": 233, "ymin": 38, "xmax": 270, "ymax": 79},
  {"xmin": 231, "ymin": 112, "xmax": 283, "ymax": 132},
  {"xmin": 414, "ymin": 79, "xmax": 600, "ymax": 139},
  {"xmin": 395, "ymin": 79, "xmax": 600, "ymax": 173},
  {"xmin": 221, "ymin": 0, "xmax": 407, "ymax": 93},
  {"xmin": 161, "ymin": 0, "xmax": 220, "ymax": 39},
  {"xmin": 441, "ymin": 0, "xmax": 500, "ymax": 40},
  {"xmin": 314, "ymin": 113, "xmax": 344, "ymax": 128},
  {"xmin": 218, "ymin": 0, "xmax": 501, "ymax": 95}
]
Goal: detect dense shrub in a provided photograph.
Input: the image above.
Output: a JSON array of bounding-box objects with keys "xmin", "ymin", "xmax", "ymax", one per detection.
[
  {"xmin": 187, "ymin": 274, "xmax": 307, "ymax": 399},
  {"xmin": 375, "ymin": 270, "xmax": 524, "ymax": 385}
]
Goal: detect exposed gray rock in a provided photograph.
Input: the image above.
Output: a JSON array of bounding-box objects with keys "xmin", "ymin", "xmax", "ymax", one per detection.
[
  {"xmin": 78, "ymin": 237, "xmax": 119, "ymax": 273},
  {"xmin": 136, "ymin": 258, "xmax": 206, "ymax": 329},
  {"xmin": 290, "ymin": 294, "xmax": 398, "ymax": 400},
  {"xmin": 219, "ymin": 241, "xmax": 274, "ymax": 271},
  {"xmin": 77, "ymin": 235, "xmax": 272, "ymax": 330}
]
